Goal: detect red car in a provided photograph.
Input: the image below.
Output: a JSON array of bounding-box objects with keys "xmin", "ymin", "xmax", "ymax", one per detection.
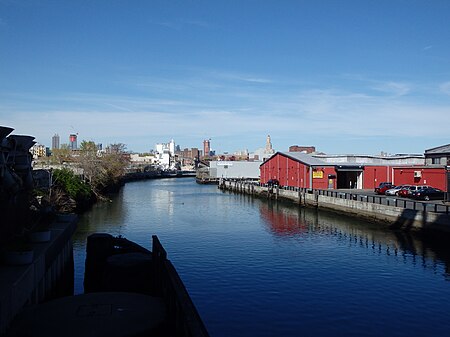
[
  {"xmin": 397, "ymin": 187, "xmax": 411, "ymax": 197},
  {"xmin": 375, "ymin": 182, "xmax": 395, "ymax": 195}
]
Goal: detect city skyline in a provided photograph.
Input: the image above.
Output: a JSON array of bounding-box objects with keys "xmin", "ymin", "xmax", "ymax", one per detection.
[{"xmin": 1, "ymin": 1, "xmax": 449, "ymax": 155}]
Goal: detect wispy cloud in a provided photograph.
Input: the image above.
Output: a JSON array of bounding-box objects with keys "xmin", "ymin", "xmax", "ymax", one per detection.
[
  {"xmin": 439, "ymin": 81, "xmax": 450, "ymax": 95},
  {"xmin": 210, "ymin": 71, "xmax": 273, "ymax": 84},
  {"xmin": 1, "ymin": 70, "xmax": 449, "ymax": 152},
  {"xmin": 150, "ymin": 19, "xmax": 210, "ymax": 30},
  {"xmin": 339, "ymin": 74, "xmax": 412, "ymax": 97},
  {"xmin": 423, "ymin": 45, "xmax": 433, "ymax": 51},
  {"xmin": 153, "ymin": 21, "xmax": 179, "ymax": 29},
  {"xmin": 371, "ymin": 81, "xmax": 412, "ymax": 96},
  {"xmin": 182, "ymin": 20, "xmax": 209, "ymax": 28},
  {"xmin": 104, "ymin": 103, "xmax": 135, "ymax": 113}
]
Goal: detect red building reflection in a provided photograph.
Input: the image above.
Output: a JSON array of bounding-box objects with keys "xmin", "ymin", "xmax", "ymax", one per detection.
[{"xmin": 259, "ymin": 202, "xmax": 309, "ymax": 236}]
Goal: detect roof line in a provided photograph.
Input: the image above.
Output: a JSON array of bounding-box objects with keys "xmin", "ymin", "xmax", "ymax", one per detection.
[{"xmin": 424, "ymin": 143, "xmax": 450, "ymax": 153}]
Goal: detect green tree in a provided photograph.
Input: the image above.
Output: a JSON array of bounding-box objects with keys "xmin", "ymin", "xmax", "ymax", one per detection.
[
  {"xmin": 51, "ymin": 168, "xmax": 94, "ymax": 212},
  {"xmin": 79, "ymin": 140, "xmax": 97, "ymax": 152},
  {"xmin": 77, "ymin": 141, "xmax": 129, "ymax": 196},
  {"xmin": 78, "ymin": 140, "xmax": 100, "ymax": 191},
  {"xmin": 50, "ymin": 145, "xmax": 72, "ymax": 164}
]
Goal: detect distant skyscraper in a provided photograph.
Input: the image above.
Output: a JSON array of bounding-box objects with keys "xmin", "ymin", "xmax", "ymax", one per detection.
[
  {"xmin": 52, "ymin": 134, "xmax": 60, "ymax": 150},
  {"xmin": 203, "ymin": 139, "xmax": 211, "ymax": 157},
  {"xmin": 69, "ymin": 134, "xmax": 77, "ymax": 150}
]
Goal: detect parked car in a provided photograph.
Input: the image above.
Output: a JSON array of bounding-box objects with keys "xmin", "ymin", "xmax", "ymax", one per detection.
[
  {"xmin": 385, "ymin": 185, "xmax": 411, "ymax": 196},
  {"xmin": 410, "ymin": 187, "xmax": 445, "ymax": 201},
  {"xmin": 375, "ymin": 182, "xmax": 395, "ymax": 195},
  {"xmin": 398, "ymin": 185, "xmax": 431, "ymax": 198},
  {"xmin": 397, "ymin": 186, "xmax": 411, "ymax": 197},
  {"xmin": 267, "ymin": 179, "xmax": 280, "ymax": 187}
]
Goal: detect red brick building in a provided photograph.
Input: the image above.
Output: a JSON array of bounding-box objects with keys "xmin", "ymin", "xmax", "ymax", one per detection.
[
  {"xmin": 392, "ymin": 167, "xmax": 447, "ymax": 190},
  {"xmin": 260, "ymin": 152, "xmax": 449, "ymax": 191},
  {"xmin": 288, "ymin": 145, "xmax": 316, "ymax": 154}
]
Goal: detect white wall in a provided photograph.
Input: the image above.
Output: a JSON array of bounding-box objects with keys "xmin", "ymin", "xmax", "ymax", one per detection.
[{"xmin": 210, "ymin": 161, "xmax": 261, "ymax": 179}]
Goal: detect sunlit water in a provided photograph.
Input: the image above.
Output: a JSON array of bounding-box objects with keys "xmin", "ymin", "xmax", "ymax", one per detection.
[{"xmin": 73, "ymin": 178, "xmax": 450, "ymax": 337}]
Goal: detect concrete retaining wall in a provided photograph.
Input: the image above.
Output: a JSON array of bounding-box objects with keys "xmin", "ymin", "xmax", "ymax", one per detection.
[
  {"xmin": 220, "ymin": 180, "xmax": 450, "ymax": 232},
  {"xmin": 0, "ymin": 214, "xmax": 77, "ymax": 334}
]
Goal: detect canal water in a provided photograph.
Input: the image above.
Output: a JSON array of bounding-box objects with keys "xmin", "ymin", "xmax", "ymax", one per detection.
[{"xmin": 73, "ymin": 178, "xmax": 450, "ymax": 337}]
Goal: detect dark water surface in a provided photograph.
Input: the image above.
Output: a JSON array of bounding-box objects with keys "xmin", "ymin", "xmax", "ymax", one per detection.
[{"xmin": 73, "ymin": 178, "xmax": 450, "ymax": 337}]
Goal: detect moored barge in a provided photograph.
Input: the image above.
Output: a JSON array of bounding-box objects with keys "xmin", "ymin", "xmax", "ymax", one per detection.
[{"xmin": 6, "ymin": 234, "xmax": 210, "ymax": 337}]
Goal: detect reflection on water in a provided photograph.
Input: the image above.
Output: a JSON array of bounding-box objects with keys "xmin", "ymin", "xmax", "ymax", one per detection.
[
  {"xmin": 260, "ymin": 200, "xmax": 450, "ymax": 281},
  {"xmin": 73, "ymin": 179, "xmax": 450, "ymax": 337},
  {"xmin": 79, "ymin": 189, "xmax": 127, "ymax": 232}
]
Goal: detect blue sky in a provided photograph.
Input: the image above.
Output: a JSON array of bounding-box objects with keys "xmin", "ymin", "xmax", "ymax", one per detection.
[{"xmin": 1, "ymin": 0, "xmax": 449, "ymax": 155}]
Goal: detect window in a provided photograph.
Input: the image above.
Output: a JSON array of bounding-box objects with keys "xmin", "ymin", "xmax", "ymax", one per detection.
[{"xmin": 431, "ymin": 157, "xmax": 441, "ymax": 164}]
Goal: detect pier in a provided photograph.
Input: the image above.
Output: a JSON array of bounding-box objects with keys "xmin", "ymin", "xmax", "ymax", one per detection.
[{"xmin": 219, "ymin": 179, "xmax": 450, "ymax": 232}]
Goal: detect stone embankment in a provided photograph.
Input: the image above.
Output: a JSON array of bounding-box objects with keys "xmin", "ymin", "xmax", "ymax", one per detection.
[{"xmin": 219, "ymin": 180, "xmax": 450, "ymax": 233}]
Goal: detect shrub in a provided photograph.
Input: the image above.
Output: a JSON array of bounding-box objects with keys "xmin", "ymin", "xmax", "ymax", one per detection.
[{"xmin": 52, "ymin": 168, "xmax": 93, "ymax": 203}]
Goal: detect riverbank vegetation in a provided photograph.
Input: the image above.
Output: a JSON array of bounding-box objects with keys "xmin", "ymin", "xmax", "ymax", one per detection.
[
  {"xmin": 42, "ymin": 141, "xmax": 129, "ymax": 213},
  {"xmin": 50, "ymin": 168, "xmax": 94, "ymax": 213},
  {"xmin": 77, "ymin": 141, "xmax": 128, "ymax": 195}
]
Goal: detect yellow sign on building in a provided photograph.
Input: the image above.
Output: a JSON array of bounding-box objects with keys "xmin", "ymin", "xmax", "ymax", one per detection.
[{"xmin": 313, "ymin": 171, "xmax": 323, "ymax": 179}]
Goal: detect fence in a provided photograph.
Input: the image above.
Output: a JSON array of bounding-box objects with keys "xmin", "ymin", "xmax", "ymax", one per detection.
[{"xmin": 220, "ymin": 179, "xmax": 450, "ymax": 215}]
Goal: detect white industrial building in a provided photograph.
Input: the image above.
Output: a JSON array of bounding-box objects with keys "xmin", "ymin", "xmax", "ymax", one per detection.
[
  {"xmin": 155, "ymin": 139, "xmax": 176, "ymax": 169},
  {"xmin": 209, "ymin": 161, "xmax": 261, "ymax": 179}
]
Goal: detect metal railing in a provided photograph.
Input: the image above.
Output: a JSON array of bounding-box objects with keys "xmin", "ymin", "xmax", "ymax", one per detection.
[{"xmin": 220, "ymin": 180, "xmax": 450, "ymax": 214}]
